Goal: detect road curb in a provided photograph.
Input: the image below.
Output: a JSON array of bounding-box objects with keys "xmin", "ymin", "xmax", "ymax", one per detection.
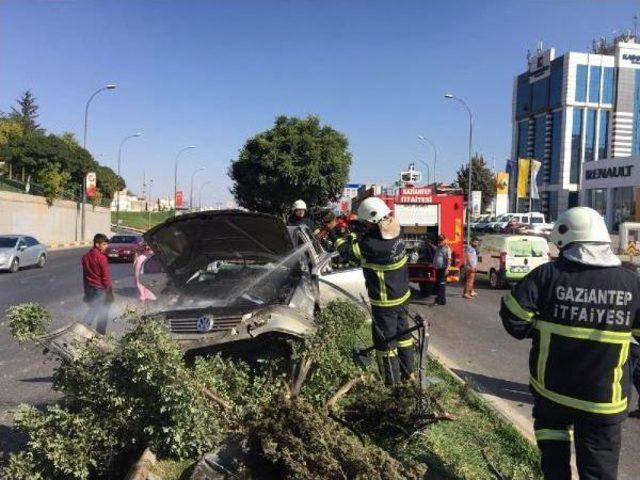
[
  {"xmin": 46, "ymin": 241, "xmax": 92, "ymax": 251},
  {"xmin": 427, "ymin": 345, "xmax": 536, "ymax": 444}
]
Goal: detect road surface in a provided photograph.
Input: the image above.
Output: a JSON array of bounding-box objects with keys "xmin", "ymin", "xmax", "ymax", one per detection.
[{"xmin": 409, "ymin": 278, "xmax": 640, "ymax": 480}]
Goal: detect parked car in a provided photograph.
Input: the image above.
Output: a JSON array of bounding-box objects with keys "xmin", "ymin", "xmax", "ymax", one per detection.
[
  {"xmin": 469, "ymin": 214, "xmax": 490, "ymax": 230},
  {"xmin": 475, "ymin": 234, "xmax": 550, "ymax": 288},
  {"xmin": 140, "ymin": 210, "xmax": 369, "ymax": 353},
  {"xmin": 0, "ymin": 235, "xmax": 48, "ymax": 273},
  {"xmin": 106, "ymin": 234, "xmax": 144, "ymax": 262},
  {"xmin": 473, "ymin": 215, "xmax": 497, "ymax": 233}
]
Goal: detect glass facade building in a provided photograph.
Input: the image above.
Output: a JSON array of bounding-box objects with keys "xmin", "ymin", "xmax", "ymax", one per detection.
[{"xmin": 512, "ymin": 42, "xmax": 636, "ymax": 221}]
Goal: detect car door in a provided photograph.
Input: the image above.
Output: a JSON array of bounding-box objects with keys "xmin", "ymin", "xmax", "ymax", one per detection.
[
  {"xmin": 15, "ymin": 237, "xmax": 30, "ymax": 265},
  {"xmin": 295, "ymin": 228, "xmax": 369, "ymax": 308},
  {"xmin": 23, "ymin": 237, "xmax": 40, "ymax": 266}
]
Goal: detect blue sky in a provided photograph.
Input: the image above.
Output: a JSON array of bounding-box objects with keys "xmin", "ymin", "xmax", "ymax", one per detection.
[{"xmin": 1, "ymin": 0, "xmax": 637, "ymax": 205}]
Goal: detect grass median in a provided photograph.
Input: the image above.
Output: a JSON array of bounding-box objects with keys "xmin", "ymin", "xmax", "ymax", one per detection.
[{"xmin": 111, "ymin": 211, "xmax": 173, "ymax": 231}]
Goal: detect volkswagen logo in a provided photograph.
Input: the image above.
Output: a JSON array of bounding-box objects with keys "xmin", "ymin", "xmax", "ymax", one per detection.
[{"xmin": 196, "ymin": 315, "xmax": 214, "ymax": 332}]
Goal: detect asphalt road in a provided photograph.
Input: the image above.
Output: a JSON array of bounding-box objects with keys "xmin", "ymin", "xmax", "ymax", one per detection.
[
  {"xmin": 409, "ymin": 278, "xmax": 640, "ymax": 480},
  {"xmin": 0, "ymin": 247, "xmax": 137, "ymax": 456}
]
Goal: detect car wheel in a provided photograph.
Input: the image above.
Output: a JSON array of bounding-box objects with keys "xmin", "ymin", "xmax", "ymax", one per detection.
[
  {"xmin": 9, "ymin": 258, "xmax": 19, "ymax": 273},
  {"xmin": 489, "ymin": 269, "xmax": 502, "ymax": 289},
  {"xmin": 37, "ymin": 254, "xmax": 46, "ymax": 268}
]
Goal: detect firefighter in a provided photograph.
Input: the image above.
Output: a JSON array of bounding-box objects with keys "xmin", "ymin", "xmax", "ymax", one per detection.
[
  {"xmin": 335, "ymin": 197, "xmax": 414, "ymax": 385},
  {"xmin": 500, "ymin": 207, "xmax": 640, "ymax": 480},
  {"xmin": 287, "ymin": 199, "xmax": 314, "ymax": 228}
]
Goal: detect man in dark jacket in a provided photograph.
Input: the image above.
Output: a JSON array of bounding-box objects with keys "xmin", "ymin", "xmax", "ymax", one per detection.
[
  {"xmin": 500, "ymin": 207, "xmax": 640, "ymax": 480},
  {"xmin": 82, "ymin": 233, "xmax": 113, "ymax": 334},
  {"xmin": 335, "ymin": 196, "xmax": 414, "ymax": 385}
]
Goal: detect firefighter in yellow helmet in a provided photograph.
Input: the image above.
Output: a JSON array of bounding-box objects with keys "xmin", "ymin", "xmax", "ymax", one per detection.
[
  {"xmin": 335, "ymin": 197, "xmax": 414, "ymax": 385},
  {"xmin": 500, "ymin": 207, "xmax": 640, "ymax": 479}
]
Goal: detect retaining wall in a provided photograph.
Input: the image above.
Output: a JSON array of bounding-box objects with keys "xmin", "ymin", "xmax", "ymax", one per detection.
[{"xmin": 0, "ymin": 191, "xmax": 111, "ymax": 245}]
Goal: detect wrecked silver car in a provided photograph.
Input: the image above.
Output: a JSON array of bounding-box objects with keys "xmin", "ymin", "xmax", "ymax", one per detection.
[{"xmin": 140, "ymin": 210, "xmax": 368, "ymax": 353}]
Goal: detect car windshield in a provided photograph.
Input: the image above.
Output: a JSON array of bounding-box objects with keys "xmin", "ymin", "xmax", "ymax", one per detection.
[
  {"xmin": 110, "ymin": 236, "xmax": 138, "ymax": 244},
  {"xmin": 508, "ymin": 238, "xmax": 547, "ymax": 257},
  {"xmin": 0, "ymin": 237, "xmax": 18, "ymax": 248},
  {"xmin": 173, "ymin": 256, "xmax": 300, "ymax": 308}
]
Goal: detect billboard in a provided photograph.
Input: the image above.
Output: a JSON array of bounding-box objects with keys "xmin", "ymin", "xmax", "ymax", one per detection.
[
  {"xmin": 471, "ymin": 191, "xmax": 482, "ymax": 216},
  {"xmin": 85, "ymin": 172, "xmax": 97, "ymax": 198},
  {"xmin": 175, "ymin": 191, "xmax": 184, "ymax": 208}
]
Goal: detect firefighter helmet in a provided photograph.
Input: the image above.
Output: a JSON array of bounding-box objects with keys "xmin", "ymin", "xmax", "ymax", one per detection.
[
  {"xmin": 292, "ymin": 199, "xmax": 307, "ymax": 210},
  {"xmin": 358, "ymin": 197, "xmax": 391, "ymax": 224},
  {"xmin": 550, "ymin": 207, "xmax": 611, "ymax": 248}
]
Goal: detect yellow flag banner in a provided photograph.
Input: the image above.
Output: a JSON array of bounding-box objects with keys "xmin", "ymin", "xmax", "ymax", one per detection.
[
  {"xmin": 517, "ymin": 158, "xmax": 530, "ymax": 198},
  {"xmin": 496, "ymin": 172, "xmax": 509, "ymax": 195}
]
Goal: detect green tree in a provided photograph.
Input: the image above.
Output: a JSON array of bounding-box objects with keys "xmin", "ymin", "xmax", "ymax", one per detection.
[
  {"xmin": 229, "ymin": 115, "xmax": 352, "ymax": 215},
  {"xmin": 36, "ymin": 162, "xmax": 72, "ymax": 205},
  {"xmin": 10, "ymin": 90, "xmax": 42, "ymax": 133},
  {"xmin": 454, "ymin": 154, "xmax": 496, "ymax": 212}
]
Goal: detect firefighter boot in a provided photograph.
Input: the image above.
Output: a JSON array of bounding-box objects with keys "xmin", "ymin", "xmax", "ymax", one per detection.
[
  {"xmin": 377, "ymin": 350, "xmax": 401, "ymax": 386},
  {"xmin": 397, "ymin": 337, "xmax": 415, "ymax": 381}
]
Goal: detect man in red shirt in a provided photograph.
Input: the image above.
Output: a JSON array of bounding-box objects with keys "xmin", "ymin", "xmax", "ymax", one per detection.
[{"xmin": 82, "ymin": 233, "xmax": 113, "ymax": 334}]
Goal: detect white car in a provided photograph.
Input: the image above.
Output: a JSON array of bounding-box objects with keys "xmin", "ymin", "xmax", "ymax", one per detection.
[{"xmin": 0, "ymin": 235, "xmax": 48, "ymax": 273}]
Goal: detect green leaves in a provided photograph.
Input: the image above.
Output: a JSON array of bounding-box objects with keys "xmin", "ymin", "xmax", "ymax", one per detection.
[
  {"xmin": 229, "ymin": 115, "xmax": 352, "ymax": 215},
  {"xmin": 6, "ymin": 303, "xmax": 52, "ymax": 341},
  {"xmin": 455, "ymin": 154, "xmax": 497, "ymax": 212}
]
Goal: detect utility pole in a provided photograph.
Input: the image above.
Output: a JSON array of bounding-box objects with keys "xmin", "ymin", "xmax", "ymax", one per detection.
[{"xmin": 81, "ymin": 84, "xmax": 116, "ymax": 241}]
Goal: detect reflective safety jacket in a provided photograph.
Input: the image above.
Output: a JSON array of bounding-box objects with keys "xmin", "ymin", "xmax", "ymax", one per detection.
[
  {"xmin": 335, "ymin": 230, "xmax": 410, "ymax": 308},
  {"xmin": 500, "ymin": 257, "xmax": 640, "ymax": 417}
]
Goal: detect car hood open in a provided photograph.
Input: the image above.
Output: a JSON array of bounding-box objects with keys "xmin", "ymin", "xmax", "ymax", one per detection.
[{"xmin": 143, "ymin": 210, "xmax": 294, "ymax": 286}]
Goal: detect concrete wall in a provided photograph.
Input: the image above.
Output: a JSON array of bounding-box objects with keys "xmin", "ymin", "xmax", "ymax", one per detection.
[{"xmin": 0, "ymin": 191, "xmax": 111, "ymax": 246}]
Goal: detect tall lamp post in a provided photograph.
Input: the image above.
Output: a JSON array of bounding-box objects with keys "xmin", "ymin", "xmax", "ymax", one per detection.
[
  {"xmin": 445, "ymin": 93, "xmax": 473, "ymax": 244},
  {"xmin": 173, "ymin": 146, "xmax": 196, "ymax": 214},
  {"xmin": 81, "ymin": 84, "xmax": 116, "ymax": 241},
  {"xmin": 417, "ymin": 135, "xmax": 438, "ymax": 185},
  {"xmin": 415, "ymin": 159, "xmax": 430, "ymax": 184},
  {"xmin": 147, "ymin": 178, "xmax": 154, "ymax": 230},
  {"xmin": 115, "ymin": 132, "xmax": 142, "ymax": 229},
  {"xmin": 189, "ymin": 166, "xmax": 206, "ymax": 211},
  {"xmin": 198, "ymin": 180, "xmax": 213, "ymax": 210}
]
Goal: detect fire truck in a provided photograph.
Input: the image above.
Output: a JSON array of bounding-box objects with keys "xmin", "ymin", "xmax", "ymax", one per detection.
[{"xmin": 353, "ymin": 164, "xmax": 464, "ymax": 295}]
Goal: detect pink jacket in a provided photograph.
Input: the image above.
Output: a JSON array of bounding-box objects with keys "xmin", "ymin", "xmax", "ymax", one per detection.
[{"xmin": 133, "ymin": 253, "xmax": 157, "ymax": 303}]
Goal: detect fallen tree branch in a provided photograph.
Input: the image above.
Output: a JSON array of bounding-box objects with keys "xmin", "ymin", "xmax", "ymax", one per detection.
[
  {"xmin": 199, "ymin": 386, "xmax": 231, "ymax": 411},
  {"xmin": 482, "ymin": 448, "xmax": 506, "ymax": 480},
  {"xmin": 325, "ymin": 375, "xmax": 370, "ymax": 410},
  {"xmin": 290, "ymin": 356, "xmax": 314, "ymax": 397}
]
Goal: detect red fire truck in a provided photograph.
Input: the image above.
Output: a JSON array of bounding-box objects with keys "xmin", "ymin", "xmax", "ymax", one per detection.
[{"xmin": 354, "ymin": 165, "xmax": 465, "ymax": 295}]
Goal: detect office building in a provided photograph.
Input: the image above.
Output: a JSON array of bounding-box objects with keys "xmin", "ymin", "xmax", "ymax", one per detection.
[{"xmin": 511, "ymin": 34, "xmax": 640, "ymax": 223}]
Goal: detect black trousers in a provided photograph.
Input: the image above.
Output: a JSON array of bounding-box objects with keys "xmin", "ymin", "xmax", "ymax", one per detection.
[
  {"xmin": 434, "ymin": 268, "xmax": 447, "ymax": 305},
  {"xmin": 533, "ymin": 399, "xmax": 622, "ymax": 480},
  {"xmin": 371, "ymin": 305, "xmax": 415, "ymax": 385}
]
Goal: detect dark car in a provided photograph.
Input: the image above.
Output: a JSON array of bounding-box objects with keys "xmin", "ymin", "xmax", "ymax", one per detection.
[{"xmin": 106, "ymin": 234, "xmax": 143, "ymax": 262}]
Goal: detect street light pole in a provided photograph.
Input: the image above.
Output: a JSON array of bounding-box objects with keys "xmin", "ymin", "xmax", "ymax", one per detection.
[
  {"xmin": 115, "ymin": 132, "xmax": 142, "ymax": 229},
  {"xmin": 81, "ymin": 84, "xmax": 116, "ymax": 241},
  {"xmin": 147, "ymin": 178, "xmax": 154, "ymax": 230},
  {"xmin": 198, "ymin": 180, "xmax": 213, "ymax": 210},
  {"xmin": 417, "ymin": 135, "xmax": 438, "ymax": 185},
  {"xmin": 445, "ymin": 93, "xmax": 474, "ymax": 244},
  {"xmin": 416, "ymin": 159, "xmax": 430, "ymax": 184},
  {"xmin": 189, "ymin": 166, "xmax": 205, "ymax": 212},
  {"xmin": 173, "ymin": 146, "xmax": 196, "ymax": 215}
]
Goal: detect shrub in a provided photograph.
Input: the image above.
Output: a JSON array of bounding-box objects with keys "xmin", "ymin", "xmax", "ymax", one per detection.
[{"xmin": 6, "ymin": 303, "xmax": 52, "ymax": 341}]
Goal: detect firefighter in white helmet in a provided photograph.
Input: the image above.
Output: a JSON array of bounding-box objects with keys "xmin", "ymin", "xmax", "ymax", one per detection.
[
  {"xmin": 500, "ymin": 207, "xmax": 640, "ymax": 479},
  {"xmin": 287, "ymin": 199, "xmax": 313, "ymax": 229},
  {"xmin": 335, "ymin": 197, "xmax": 414, "ymax": 385}
]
